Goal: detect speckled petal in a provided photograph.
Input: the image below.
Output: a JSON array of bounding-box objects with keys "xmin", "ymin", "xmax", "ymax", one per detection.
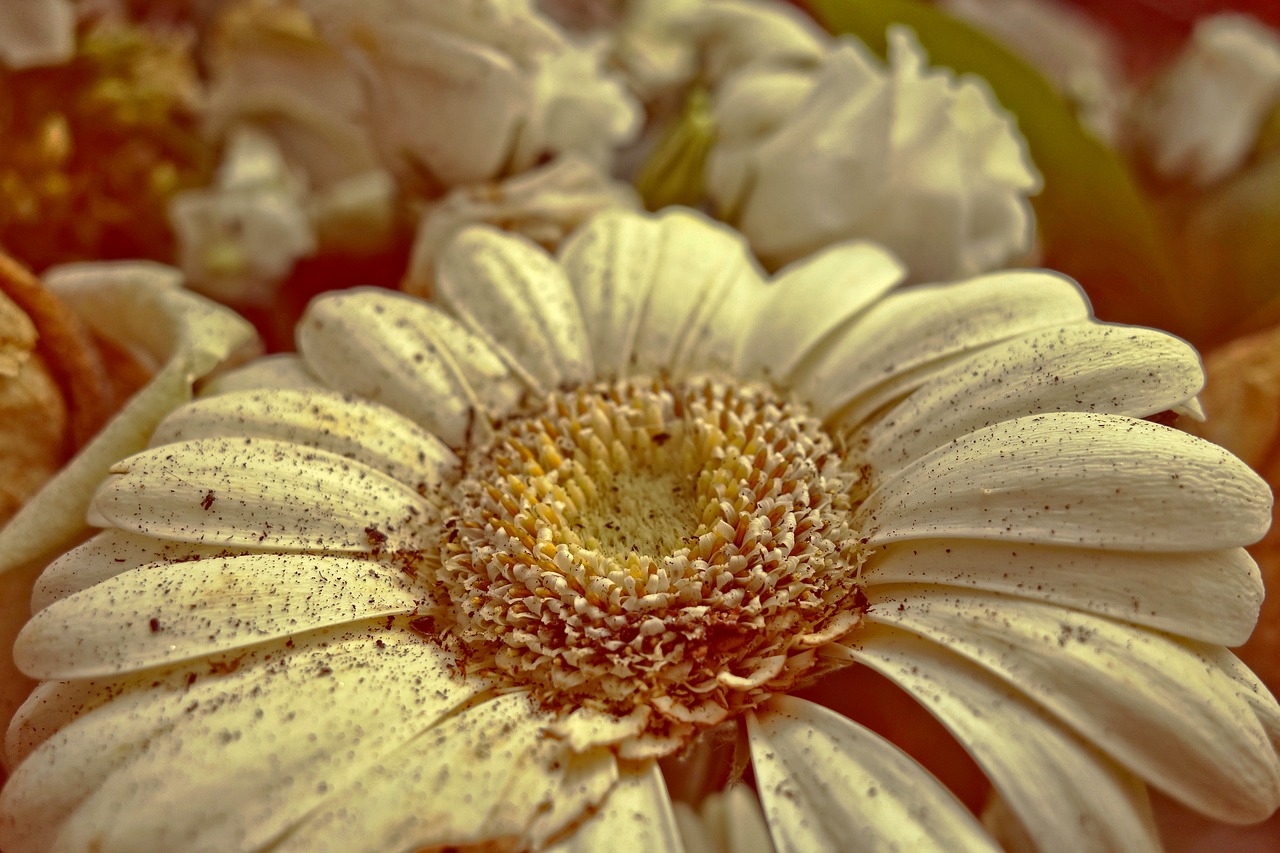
[
  {"xmin": 747, "ymin": 695, "xmax": 997, "ymax": 852},
  {"xmin": 88, "ymin": 437, "xmax": 434, "ymax": 551},
  {"xmin": 297, "ymin": 288, "xmax": 522, "ymax": 447},
  {"xmin": 857, "ymin": 412, "xmax": 1272, "ymax": 550},
  {"xmin": 545, "ymin": 760, "xmax": 685, "ymax": 852},
  {"xmin": 836, "ymin": 625, "xmax": 1161, "ymax": 853},
  {"xmin": 864, "ymin": 585, "xmax": 1280, "ymax": 822},
  {"xmin": 789, "ymin": 271, "xmax": 1090, "ymax": 422},
  {"xmin": 0, "ymin": 632, "xmax": 309, "ymax": 852},
  {"xmin": 274, "ymin": 692, "xmax": 598, "ymax": 853},
  {"xmin": 734, "ymin": 240, "xmax": 906, "ymax": 382},
  {"xmin": 21, "ymin": 629, "xmax": 482, "ymax": 853},
  {"xmin": 862, "ymin": 324, "xmax": 1206, "ymax": 473},
  {"xmin": 436, "ymin": 226, "xmax": 593, "ymax": 391},
  {"xmin": 16, "ymin": 554, "xmax": 418, "ymax": 680},
  {"xmin": 31, "ymin": 530, "xmax": 243, "ymax": 612},
  {"xmin": 150, "ymin": 388, "xmax": 459, "ymax": 498},
  {"xmin": 199, "ymin": 354, "xmax": 324, "ymax": 396},
  {"xmin": 861, "ymin": 540, "xmax": 1262, "ymax": 645}
]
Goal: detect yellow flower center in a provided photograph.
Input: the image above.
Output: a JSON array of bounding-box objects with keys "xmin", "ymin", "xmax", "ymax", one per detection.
[{"xmin": 436, "ymin": 377, "xmax": 867, "ymax": 749}]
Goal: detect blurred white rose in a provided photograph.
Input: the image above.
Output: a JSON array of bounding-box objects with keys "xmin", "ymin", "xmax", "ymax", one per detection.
[
  {"xmin": 706, "ymin": 23, "xmax": 1041, "ymax": 280},
  {"xmin": 206, "ymin": 0, "xmax": 640, "ymax": 194},
  {"xmin": 1132, "ymin": 13, "xmax": 1280, "ymax": 185}
]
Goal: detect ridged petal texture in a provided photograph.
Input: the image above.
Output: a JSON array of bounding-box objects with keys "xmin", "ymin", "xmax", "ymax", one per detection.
[{"xmin": 4, "ymin": 207, "xmax": 1278, "ymax": 853}]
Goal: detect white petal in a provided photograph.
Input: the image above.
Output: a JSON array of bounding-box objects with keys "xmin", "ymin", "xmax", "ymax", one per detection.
[
  {"xmin": 1, "ymin": 631, "xmax": 323, "ymax": 852},
  {"xmin": 864, "ymin": 584, "xmax": 1280, "ymax": 821},
  {"xmin": 856, "ymin": 412, "xmax": 1273, "ymax": 550},
  {"xmin": 38, "ymin": 630, "xmax": 483, "ymax": 853},
  {"xmin": 631, "ymin": 209, "xmax": 765, "ymax": 377},
  {"xmin": 31, "ymin": 530, "xmax": 241, "ymax": 612},
  {"xmin": 558, "ymin": 209, "xmax": 661, "ymax": 378},
  {"xmin": 734, "ymin": 240, "xmax": 906, "ymax": 382},
  {"xmin": 16, "ymin": 554, "xmax": 419, "ymax": 679},
  {"xmin": 862, "ymin": 323, "xmax": 1206, "ymax": 474},
  {"xmin": 861, "ymin": 539, "xmax": 1263, "ymax": 645},
  {"xmin": 275, "ymin": 692, "xmax": 597, "ymax": 853},
  {"xmin": 436, "ymin": 225, "xmax": 593, "ymax": 390},
  {"xmin": 89, "ymin": 437, "xmax": 434, "ymax": 552},
  {"xmin": 789, "ymin": 271, "xmax": 1091, "ymax": 422},
  {"xmin": 835, "ymin": 624, "xmax": 1161, "ymax": 853},
  {"xmin": 0, "ymin": 267, "xmax": 259, "ymax": 575},
  {"xmin": 748, "ymin": 695, "xmax": 997, "ymax": 852},
  {"xmin": 546, "ymin": 760, "xmax": 685, "ymax": 853},
  {"xmin": 198, "ymin": 354, "xmax": 324, "ymax": 396},
  {"xmin": 297, "ymin": 287, "xmax": 522, "ymax": 447},
  {"xmin": 150, "ymin": 388, "xmax": 459, "ymax": 498}
]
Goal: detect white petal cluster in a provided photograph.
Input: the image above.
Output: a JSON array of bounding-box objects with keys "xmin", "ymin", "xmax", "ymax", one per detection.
[
  {"xmin": 704, "ymin": 8, "xmax": 1041, "ymax": 280},
  {"xmin": 1132, "ymin": 13, "xmax": 1280, "ymax": 184},
  {"xmin": 169, "ymin": 128, "xmax": 317, "ymax": 305},
  {"xmin": 1, "ymin": 209, "xmax": 1275, "ymax": 852},
  {"xmin": 208, "ymin": 0, "xmax": 641, "ymax": 193}
]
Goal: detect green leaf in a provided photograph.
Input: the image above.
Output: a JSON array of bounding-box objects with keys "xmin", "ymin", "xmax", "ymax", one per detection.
[{"xmin": 805, "ymin": 0, "xmax": 1193, "ymax": 337}]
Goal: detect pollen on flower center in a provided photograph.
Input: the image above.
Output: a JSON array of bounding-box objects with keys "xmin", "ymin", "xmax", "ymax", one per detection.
[{"xmin": 434, "ymin": 377, "xmax": 868, "ymax": 752}]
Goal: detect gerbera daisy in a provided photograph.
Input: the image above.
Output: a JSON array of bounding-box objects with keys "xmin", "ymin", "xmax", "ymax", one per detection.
[{"xmin": 2, "ymin": 208, "xmax": 1276, "ymax": 852}]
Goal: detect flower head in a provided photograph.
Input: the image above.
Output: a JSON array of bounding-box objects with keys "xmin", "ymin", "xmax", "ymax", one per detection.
[
  {"xmin": 3, "ymin": 208, "xmax": 1276, "ymax": 851},
  {"xmin": 705, "ymin": 18, "xmax": 1041, "ymax": 280}
]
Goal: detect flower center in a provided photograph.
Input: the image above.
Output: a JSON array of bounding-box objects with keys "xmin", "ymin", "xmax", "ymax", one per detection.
[{"xmin": 435, "ymin": 377, "xmax": 867, "ymax": 751}]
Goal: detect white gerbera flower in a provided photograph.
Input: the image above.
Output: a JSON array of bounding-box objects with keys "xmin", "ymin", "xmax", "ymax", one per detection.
[{"xmin": 3, "ymin": 208, "xmax": 1277, "ymax": 852}]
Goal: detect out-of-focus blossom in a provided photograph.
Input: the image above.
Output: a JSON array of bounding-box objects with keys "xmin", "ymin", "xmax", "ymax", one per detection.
[
  {"xmin": 209, "ymin": 0, "xmax": 640, "ymax": 198},
  {"xmin": 0, "ymin": 0, "xmax": 75, "ymax": 70},
  {"xmin": 940, "ymin": 0, "xmax": 1129, "ymax": 142},
  {"xmin": 705, "ymin": 20, "xmax": 1040, "ymax": 280},
  {"xmin": 402, "ymin": 155, "xmax": 639, "ymax": 298},
  {"xmin": 1131, "ymin": 13, "xmax": 1280, "ymax": 185},
  {"xmin": 169, "ymin": 128, "xmax": 316, "ymax": 306}
]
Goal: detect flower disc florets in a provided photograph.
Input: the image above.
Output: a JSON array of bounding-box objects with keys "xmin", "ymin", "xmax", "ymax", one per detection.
[{"xmin": 436, "ymin": 376, "xmax": 868, "ymax": 746}]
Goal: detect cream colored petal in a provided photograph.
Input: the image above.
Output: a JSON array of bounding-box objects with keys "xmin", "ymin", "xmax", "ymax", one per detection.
[
  {"xmin": 864, "ymin": 584, "xmax": 1280, "ymax": 822},
  {"xmin": 862, "ymin": 540, "xmax": 1262, "ymax": 646},
  {"xmin": 28, "ymin": 629, "xmax": 482, "ymax": 853},
  {"xmin": 789, "ymin": 271, "xmax": 1090, "ymax": 423},
  {"xmin": 150, "ymin": 388, "xmax": 459, "ymax": 499},
  {"xmin": 558, "ymin": 208, "xmax": 662, "ymax": 378},
  {"xmin": 1200, "ymin": 646, "xmax": 1280, "ymax": 747},
  {"xmin": 631, "ymin": 209, "xmax": 765, "ymax": 377},
  {"xmin": 0, "ymin": 265, "xmax": 260, "ymax": 576},
  {"xmin": 836, "ymin": 625, "xmax": 1161, "ymax": 853},
  {"xmin": 546, "ymin": 760, "xmax": 685, "ymax": 853},
  {"xmin": 734, "ymin": 240, "xmax": 906, "ymax": 383},
  {"xmin": 695, "ymin": 785, "xmax": 777, "ymax": 853},
  {"xmin": 297, "ymin": 287, "xmax": 522, "ymax": 447},
  {"xmin": 31, "ymin": 530, "xmax": 243, "ymax": 612},
  {"xmin": 863, "ymin": 324, "xmax": 1206, "ymax": 474},
  {"xmin": 89, "ymin": 437, "xmax": 434, "ymax": 552},
  {"xmin": 857, "ymin": 412, "xmax": 1272, "ymax": 551},
  {"xmin": 275, "ymin": 692, "xmax": 598, "ymax": 853},
  {"xmin": 16, "ymin": 554, "xmax": 418, "ymax": 680},
  {"xmin": 199, "ymin": 354, "xmax": 324, "ymax": 396},
  {"xmin": 748, "ymin": 695, "xmax": 997, "ymax": 852},
  {"xmin": 0, "ymin": 630, "xmax": 324, "ymax": 852},
  {"xmin": 527, "ymin": 749, "xmax": 620, "ymax": 849},
  {"xmin": 436, "ymin": 225, "xmax": 593, "ymax": 391}
]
